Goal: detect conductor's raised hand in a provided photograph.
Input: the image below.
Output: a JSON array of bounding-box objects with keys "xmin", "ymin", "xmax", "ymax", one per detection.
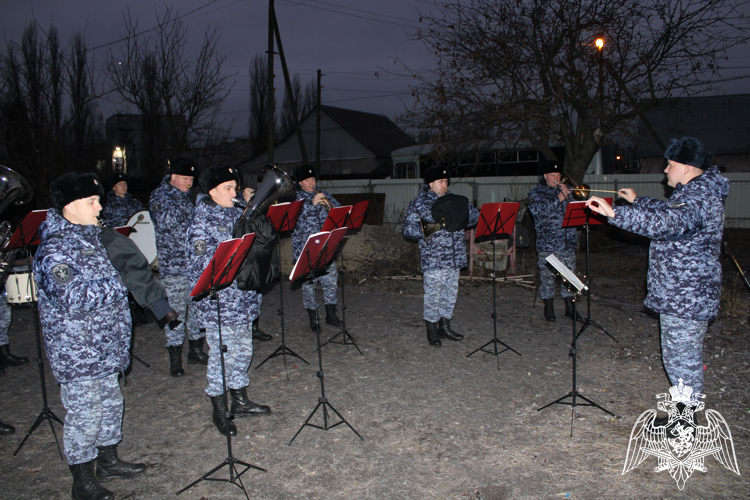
[
  {"xmin": 585, "ymin": 196, "xmax": 615, "ymax": 218},
  {"xmin": 617, "ymin": 188, "xmax": 637, "ymax": 203}
]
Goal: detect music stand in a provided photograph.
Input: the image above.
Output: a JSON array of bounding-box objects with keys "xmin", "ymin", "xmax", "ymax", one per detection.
[
  {"xmin": 466, "ymin": 202, "xmax": 522, "ymax": 368},
  {"xmin": 288, "ymin": 228, "xmax": 363, "ymax": 445},
  {"xmin": 9, "ymin": 210, "xmax": 64, "ymax": 460},
  {"xmin": 177, "ymin": 233, "xmax": 265, "ymax": 499},
  {"xmin": 255, "ymin": 200, "xmax": 309, "ymax": 378},
  {"xmin": 318, "ymin": 202, "xmax": 368, "ymax": 355},
  {"xmin": 561, "ymin": 200, "xmax": 618, "ymax": 343},
  {"xmin": 537, "ymin": 254, "xmax": 614, "ymax": 437}
]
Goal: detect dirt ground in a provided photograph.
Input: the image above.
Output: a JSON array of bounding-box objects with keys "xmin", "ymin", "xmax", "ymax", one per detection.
[{"xmin": 0, "ymin": 225, "xmax": 749, "ymax": 500}]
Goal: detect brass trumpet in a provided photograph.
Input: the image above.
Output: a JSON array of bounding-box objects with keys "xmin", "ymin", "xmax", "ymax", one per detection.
[{"xmin": 314, "ymin": 188, "xmax": 334, "ymax": 211}]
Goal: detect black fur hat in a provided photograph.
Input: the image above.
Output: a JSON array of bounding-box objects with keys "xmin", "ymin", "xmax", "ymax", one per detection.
[
  {"xmin": 169, "ymin": 157, "xmax": 197, "ymax": 177},
  {"xmin": 292, "ymin": 164, "xmax": 317, "ymax": 184},
  {"xmin": 539, "ymin": 160, "xmax": 563, "ymax": 175},
  {"xmin": 424, "ymin": 165, "xmax": 451, "ymax": 186},
  {"xmin": 663, "ymin": 137, "xmax": 713, "ymax": 170},
  {"xmin": 199, "ymin": 164, "xmax": 241, "ymax": 193},
  {"xmin": 50, "ymin": 172, "xmax": 105, "ymax": 212},
  {"xmin": 110, "ymin": 172, "xmax": 129, "ymax": 189}
]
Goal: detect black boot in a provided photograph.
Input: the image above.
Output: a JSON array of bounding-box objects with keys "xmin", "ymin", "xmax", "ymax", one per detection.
[
  {"xmin": 211, "ymin": 394, "xmax": 237, "ymax": 436},
  {"xmin": 564, "ymin": 297, "xmax": 583, "ymax": 322},
  {"xmin": 325, "ymin": 304, "xmax": 343, "ymax": 327},
  {"xmin": 167, "ymin": 345, "xmax": 185, "ymax": 377},
  {"xmin": 95, "ymin": 445, "xmax": 147, "ymax": 482},
  {"xmin": 187, "ymin": 338, "xmax": 208, "ymax": 365},
  {"xmin": 426, "ymin": 321, "xmax": 441, "ymax": 346},
  {"xmin": 252, "ymin": 317, "xmax": 272, "ymax": 341},
  {"xmin": 307, "ymin": 309, "xmax": 318, "ymax": 332},
  {"xmin": 543, "ymin": 299, "xmax": 556, "ymax": 322},
  {"xmin": 0, "ymin": 419, "xmax": 15, "ymax": 434},
  {"xmin": 0, "ymin": 344, "xmax": 29, "ymax": 366},
  {"xmin": 70, "ymin": 461, "xmax": 114, "ymax": 500},
  {"xmin": 438, "ymin": 317, "xmax": 463, "ymax": 341},
  {"xmin": 230, "ymin": 387, "xmax": 271, "ymax": 417}
]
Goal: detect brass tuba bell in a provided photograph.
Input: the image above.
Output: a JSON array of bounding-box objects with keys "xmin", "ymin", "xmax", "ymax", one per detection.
[
  {"xmin": 420, "ymin": 218, "xmax": 446, "ymax": 243},
  {"xmin": 0, "ymin": 165, "xmax": 33, "ymax": 287}
]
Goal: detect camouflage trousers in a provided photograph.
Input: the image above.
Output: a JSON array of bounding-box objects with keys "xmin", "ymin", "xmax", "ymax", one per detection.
[
  {"xmin": 204, "ymin": 324, "xmax": 253, "ymax": 397},
  {"xmin": 162, "ymin": 274, "xmax": 203, "ymax": 347},
  {"xmin": 0, "ymin": 300, "xmax": 10, "ymax": 346},
  {"xmin": 538, "ymin": 250, "xmax": 576, "ymax": 300},
  {"xmin": 660, "ymin": 313, "xmax": 708, "ymax": 394},
  {"xmin": 60, "ymin": 373, "xmax": 123, "ymax": 465},
  {"xmin": 302, "ymin": 261, "xmax": 338, "ymax": 310},
  {"xmin": 423, "ymin": 268, "xmax": 460, "ymax": 323}
]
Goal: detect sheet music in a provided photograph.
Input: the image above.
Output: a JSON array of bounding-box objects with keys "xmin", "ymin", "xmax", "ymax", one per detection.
[{"xmin": 545, "ymin": 254, "xmax": 587, "ymax": 292}]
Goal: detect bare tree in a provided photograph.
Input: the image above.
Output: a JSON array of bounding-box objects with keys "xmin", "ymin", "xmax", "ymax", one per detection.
[
  {"xmin": 248, "ymin": 53, "xmax": 273, "ymax": 157},
  {"xmin": 278, "ymin": 74, "xmax": 317, "ymax": 140},
  {"xmin": 106, "ymin": 6, "xmax": 232, "ymax": 176},
  {"xmin": 405, "ymin": 0, "xmax": 750, "ymax": 182}
]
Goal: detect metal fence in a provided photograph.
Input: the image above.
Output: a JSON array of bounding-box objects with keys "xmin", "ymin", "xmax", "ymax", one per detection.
[{"xmin": 319, "ymin": 172, "xmax": 750, "ymax": 229}]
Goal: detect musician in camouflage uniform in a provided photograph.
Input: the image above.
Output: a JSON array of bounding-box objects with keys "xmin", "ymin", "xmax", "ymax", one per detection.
[
  {"xmin": 291, "ymin": 165, "xmax": 343, "ymax": 331},
  {"xmin": 586, "ymin": 137, "xmax": 728, "ymax": 397},
  {"xmin": 100, "ymin": 173, "xmax": 143, "ymax": 228},
  {"xmin": 527, "ymin": 161, "xmax": 579, "ymax": 322},
  {"xmin": 186, "ymin": 164, "xmax": 271, "ymax": 436},
  {"xmin": 403, "ymin": 166, "xmax": 480, "ymax": 346},
  {"xmin": 34, "ymin": 172, "xmax": 146, "ymax": 500},
  {"xmin": 150, "ymin": 157, "xmax": 206, "ymax": 377}
]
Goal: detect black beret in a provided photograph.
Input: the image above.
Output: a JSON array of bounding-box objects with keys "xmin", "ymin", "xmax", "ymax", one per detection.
[
  {"xmin": 199, "ymin": 164, "xmax": 241, "ymax": 193},
  {"xmin": 663, "ymin": 137, "xmax": 713, "ymax": 170},
  {"xmin": 110, "ymin": 172, "xmax": 129, "ymax": 189},
  {"xmin": 431, "ymin": 193, "xmax": 469, "ymax": 232},
  {"xmin": 50, "ymin": 172, "xmax": 105, "ymax": 212},
  {"xmin": 539, "ymin": 160, "xmax": 563, "ymax": 175},
  {"xmin": 292, "ymin": 164, "xmax": 317, "ymax": 183},
  {"xmin": 424, "ymin": 165, "xmax": 451, "ymax": 186},
  {"xmin": 169, "ymin": 157, "xmax": 197, "ymax": 177}
]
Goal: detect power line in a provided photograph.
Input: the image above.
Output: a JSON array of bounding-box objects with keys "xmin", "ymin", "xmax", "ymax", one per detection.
[{"xmin": 276, "ymin": 0, "xmax": 422, "ymax": 29}]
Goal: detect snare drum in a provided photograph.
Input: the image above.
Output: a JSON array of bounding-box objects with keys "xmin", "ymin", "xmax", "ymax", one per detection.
[
  {"xmin": 126, "ymin": 210, "xmax": 157, "ymax": 266},
  {"xmin": 4, "ymin": 269, "xmax": 37, "ymax": 304}
]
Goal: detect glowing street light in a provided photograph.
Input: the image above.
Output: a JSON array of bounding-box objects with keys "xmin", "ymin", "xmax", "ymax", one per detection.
[{"xmin": 595, "ymin": 37, "xmax": 604, "ymax": 51}]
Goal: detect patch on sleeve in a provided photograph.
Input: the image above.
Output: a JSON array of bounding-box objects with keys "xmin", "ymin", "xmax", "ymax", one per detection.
[
  {"xmin": 193, "ymin": 240, "xmax": 206, "ymax": 255},
  {"xmin": 668, "ymin": 202, "xmax": 686, "ymax": 209},
  {"xmin": 152, "ymin": 202, "xmax": 161, "ymax": 211},
  {"xmin": 51, "ymin": 263, "xmax": 71, "ymax": 283}
]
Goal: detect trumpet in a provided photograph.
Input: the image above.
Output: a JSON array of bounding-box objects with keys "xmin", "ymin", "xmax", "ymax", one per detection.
[{"xmin": 314, "ymin": 188, "xmax": 333, "ymax": 211}]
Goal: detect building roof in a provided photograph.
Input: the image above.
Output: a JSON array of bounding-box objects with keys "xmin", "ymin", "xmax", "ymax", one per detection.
[
  {"xmin": 316, "ymin": 105, "xmax": 415, "ymax": 157},
  {"xmin": 638, "ymin": 94, "xmax": 750, "ymax": 157}
]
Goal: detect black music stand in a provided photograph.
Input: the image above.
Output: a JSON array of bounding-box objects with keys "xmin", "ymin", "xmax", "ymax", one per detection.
[
  {"xmin": 318, "ymin": 201, "xmax": 368, "ymax": 355},
  {"xmin": 561, "ymin": 200, "xmax": 617, "ymax": 343},
  {"xmin": 288, "ymin": 228, "xmax": 363, "ymax": 445},
  {"xmin": 466, "ymin": 202, "xmax": 522, "ymax": 368},
  {"xmin": 177, "ymin": 233, "xmax": 265, "ymax": 499},
  {"xmin": 9, "ymin": 210, "xmax": 64, "ymax": 459},
  {"xmin": 537, "ymin": 254, "xmax": 614, "ymax": 437},
  {"xmin": 255, "ymin": 200, "xmax": 309, "ymax": 379}
]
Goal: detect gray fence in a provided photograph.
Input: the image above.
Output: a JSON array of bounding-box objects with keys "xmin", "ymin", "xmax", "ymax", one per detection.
[{"xmin": 319, "ymin": 172, "xmax": 750, "ymax": 229}]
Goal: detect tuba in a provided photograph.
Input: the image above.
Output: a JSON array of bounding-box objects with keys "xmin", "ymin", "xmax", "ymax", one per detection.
[
  {"xmin": 0, "ymin": 166, "xmax": 34, "ymax": 286},
  {"xmin": 234, "ymin": 165, "xmax": 296, "ymax": 215}
]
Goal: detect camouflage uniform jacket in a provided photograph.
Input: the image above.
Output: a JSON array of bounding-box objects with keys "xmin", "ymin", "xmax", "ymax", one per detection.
[
  {"xmin": 101, "ymin": 191, "xmax": 144, "ymax": 228},
  {"xmin": 150, "ymin": 175, "xmax": 194, "ymax": 276},
  {"xmin": 609, "ymin": 165, "xmax": 729, "ymax": 321},
  {"xmin": 186, "ymin": 194, "xmax": 259, "ymax": 328},
  {"xmin": 402, "ymin": 185, "xmax": 480, "ymax": 271},
  {"xmin": 527, "ymin": 179, "xmax": 577, "ymax": 254},
  {"xmin": 291, "ymin": 188, "xmax": 341, "ymax": 261},
  {"xmin": 33, "ymin": 210, "xmax": 131, "ymax": 384}
]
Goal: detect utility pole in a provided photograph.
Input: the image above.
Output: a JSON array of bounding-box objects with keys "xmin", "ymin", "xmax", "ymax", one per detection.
[
  {"xmin": 316, "ymin": 69, "xmax": 322, "ymax": 170},
  {"xmin": 272, "ymin": 10, "xmax": 309, "ymax": 164},
  {"xmin": 266, "ymin": 0, "xmax": 275, "ymax": 163}
]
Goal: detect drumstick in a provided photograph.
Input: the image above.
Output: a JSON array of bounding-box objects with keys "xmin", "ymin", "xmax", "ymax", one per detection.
[{"xmin": 128, "ymin": 214, "xmax": 144, "ymax": 233}]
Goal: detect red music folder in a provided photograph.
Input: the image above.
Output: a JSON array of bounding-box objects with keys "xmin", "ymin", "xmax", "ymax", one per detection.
[
  {"xmin": 289, "ymin": 227, "xmax": 348, "ymax": 282},
  {"xmin": 348, "ymin": 200, "xmax": 369, "ymax": 229},
  {"xmin": 321, "ymin": 205, "xmax": 353, "ymax": 232},
  {"xmin": 562, "ymin": 199, "xmax": 613, "ymax": 227},
  {"xmin": 114, "ymin": 226, "xmax": 134, "ymax": 237},
  {"xmin": 475, "ymin": 202, "xmax": 519, "ymax": 238},
  {"xmin": 266, "ymin": 200, "xmax": 304, "ymax": 232},
  {"xmin": 190, "ymin": 233, "xmax": 256, "ymax": 297},
  {"xmin": 5, "ymin": 210, "xmax": 48, "ymax": 249}
]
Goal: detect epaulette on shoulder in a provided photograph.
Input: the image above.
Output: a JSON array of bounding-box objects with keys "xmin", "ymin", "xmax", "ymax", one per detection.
[{"xmin": 668, "ymin": 202, "xmax": 686, "ymax": 209}]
